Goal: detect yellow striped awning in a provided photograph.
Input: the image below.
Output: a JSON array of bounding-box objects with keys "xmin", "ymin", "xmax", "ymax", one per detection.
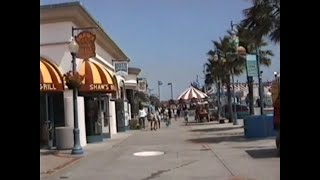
[
  {"xmin": 79, "ymin": 60, "xmax": 117, "ymax": 93},
  {"xmin": 40, "ymin": 57, "xmax": 64, "ymax": 92}
]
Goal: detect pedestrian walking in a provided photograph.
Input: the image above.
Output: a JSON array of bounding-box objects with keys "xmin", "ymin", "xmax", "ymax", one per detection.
[
  {"xmin": 174, "ymin": 108, "xmax": 178, "ymax": 121},
  {"xmin": 138, "ymin": 106, "xmax": 146, "ymax": 129},
  {"xmin": 147, "ymin": 105, "xmax": 157, "ymax": 131}
]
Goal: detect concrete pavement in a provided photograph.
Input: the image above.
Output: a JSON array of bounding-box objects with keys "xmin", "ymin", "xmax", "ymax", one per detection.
[
  {"xmin": 187, "ymin": 120, "xmax": 280, "ymax": 180},
  {"xmin": 41, "ymin": 117, "xmax": 279, "ymax": 180},
  {"xmin": 40, "ymin": 132, "xmax": 134, "ymax": 177}
]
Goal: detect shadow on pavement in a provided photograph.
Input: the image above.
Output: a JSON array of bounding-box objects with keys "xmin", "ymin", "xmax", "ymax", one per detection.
[
  {"xmin": 187, "ymin": 135, "xmax": 246, "ymax": 143},
  {"xmin": 190, "ymin": 126, "xmax": 243, "ymax": 132},
  {"xmin": 186, "ymin": 135, "xmax": 269, "ymax": 144},
  {"xmin": 246, "ymin": 148, "xmax": 280, "ymax": 158},
  {"xmin": 182, "ymin": 121, "xmax": 218, "ymax": 126}
]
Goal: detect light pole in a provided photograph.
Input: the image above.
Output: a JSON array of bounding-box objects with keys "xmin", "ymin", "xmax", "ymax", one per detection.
[
  {"xmin": 230, "ymin": 21, "xmax": 239, "ymax": 125},
  {"xmin": 69, "ymin": 37, "xmax": 83, "ymax": 155},
  {"xmin": 274, "ymin": 71, "xmax": 280, "ymax": 89},
  {"xmin": 168, "ymin": 83, "xmax": 173, "ymax": 100},
  {"xmin": 69, "ymin": 26, "xmax": 98, "ymax": 155},
  {"xmin": 274, "ymin": 71, "xmax": 278, "ymax": 79},
  {"xmin": 213, "ymin": 48, "xmax": 226, "ymax": 124},
  {"xmin": 256, "ymin": 48, "xmax": 264, "ymax": 115},
  {"xmin": 217, "ymin": 79, "xmax": 221, "ymax": 122},
  {"xmin": 158, "ymin": 80, "xmax": 162, "ymax": 101}
]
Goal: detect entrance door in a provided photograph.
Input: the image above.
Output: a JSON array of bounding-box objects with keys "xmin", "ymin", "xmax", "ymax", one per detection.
[
  {"xmin": 84, "ymin": 96, "xmax": 103, "ymax": 143},
  {"xmin": 40, "ymin": 94, "xmax": 50, "ymax": 148},
  {"xmin": 115, "ymin": 99, "xmax": 125, "ymax": 132}
]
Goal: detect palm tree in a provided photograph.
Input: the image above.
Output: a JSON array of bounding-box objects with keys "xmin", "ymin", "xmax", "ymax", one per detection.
[
  {"xmin": 205, "ymin": 49, "xmax": 229, "ymax": 123},
  {"xmin": 205, "ymin": 36, "xmax": 239, "ymax": 123},
  {"xmin": 241, "ymin": 0, "xmax": 280, "ymax": 44},
  {"xmin": 132, "ymin": 91, "xmax": 149, "ymax": 115},
  {"xmin": 227, "ymin": 24, "xmax": 274, "ymax": 115},
  {"xmin": 205, "ymin": 29, "xmax": 273, "ymax": 122}
]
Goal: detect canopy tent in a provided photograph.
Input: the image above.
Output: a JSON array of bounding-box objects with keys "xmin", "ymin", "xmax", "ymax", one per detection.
[{"xmin": 177, "ymin": 86, "xmax": 208, "ymax": 101}]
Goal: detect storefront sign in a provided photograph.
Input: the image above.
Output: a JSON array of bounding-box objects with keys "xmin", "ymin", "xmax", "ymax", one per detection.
[
  {"xmin": 75, "ymin": 31, "xmax": 96, "ymax": 59},
  {"xmin": 113, "ymin": 61, "xmax": 128, "ymax": 77},
  {"xmin": 137, "ymin": 79, "xmax": 147, "ymax": 92},
  {"xmin": 40, "ymin": 84, "xmax": 56, "ymax": 91},
  {"xmin": 89, "ymin": 84, "xmax": 116, "ymax": 91},
  {"xmin": 246, "ymin": 54, "xmax": 258, "ymax": 77}
]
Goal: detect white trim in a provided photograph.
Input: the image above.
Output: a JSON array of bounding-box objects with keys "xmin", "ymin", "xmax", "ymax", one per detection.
[
  {"xmin": 90, "ymin": 55, "xmax": 114, "ymax": 71},
  {"xmin": 124, "ymin": 79, "xmax": 137, "ymax": 84}
]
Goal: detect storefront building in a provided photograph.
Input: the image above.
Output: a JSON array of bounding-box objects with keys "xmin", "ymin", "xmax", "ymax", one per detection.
[{"xmin": 40, "ymin": 2, "xmax": 133, "ymax": 148}]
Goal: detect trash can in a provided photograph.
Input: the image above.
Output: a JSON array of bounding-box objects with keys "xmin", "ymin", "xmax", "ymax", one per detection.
[
  {"xmin": 55, "ymin": 127, "xmax": 74, "ymax": 150},
  {"xmin": 244, "ymin": 115, "xmax": 277, "ymax": 138}
]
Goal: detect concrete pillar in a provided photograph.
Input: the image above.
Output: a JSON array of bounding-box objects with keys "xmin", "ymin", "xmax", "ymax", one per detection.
[
  {"xmin": 109, "ymin": 100, "xmax": 117, "ymax": 136},
  {"xmin": 63, "ymin": 90, "xmax": 87, "ymax": 147},
  {"xmin": 101, "ymin": 96, "xmax": 110, "ymax": 138}
]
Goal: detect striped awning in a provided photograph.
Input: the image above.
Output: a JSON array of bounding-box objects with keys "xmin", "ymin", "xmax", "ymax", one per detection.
[
  {"xmin": 177, "ymin": 86, "xmax": 208, "ymax": 100},
  {"xmin": 40, "ymin": 57, "xmax": 64, "ymax": 92},
  {"xmin": 79, "ymin": 60, "xmax": 117, "ymax": 93}
]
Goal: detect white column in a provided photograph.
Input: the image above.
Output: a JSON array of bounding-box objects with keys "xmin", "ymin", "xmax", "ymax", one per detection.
[
  {"xmin": 128, "ymin": 103, "xmax": 131, "ymax": 120},
  {"xmin": 63, "ymin": 90, "xmax": 87, "ymax": 147},
  {"xmin": 77, "ymin": 97, "xmax": 87, "ymax": 146},
  {"xmin": 109, "ymin": 100, "xmax": 117, "ymax": 136},
  {"xmin": 101, "ymin": 96, "xmax": 109, "ymax": 136},
  {"xmin": 124, "ymin": 101, "xmax": 129, "ymax": 128}
]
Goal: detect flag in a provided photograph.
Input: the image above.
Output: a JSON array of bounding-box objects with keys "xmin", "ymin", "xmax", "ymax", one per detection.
[
  {"xmin": 168, "ymin": 82, "xmax": 172, "ymax": 85},
  {"xmin": 158, "ymin": 80, "xmax": 163, "ymax": 86}
]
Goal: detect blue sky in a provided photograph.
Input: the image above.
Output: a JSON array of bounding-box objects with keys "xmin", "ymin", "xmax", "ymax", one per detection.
[{"xmin": 41, "ymin": 0, "xmax": 280, "ymax": 101}]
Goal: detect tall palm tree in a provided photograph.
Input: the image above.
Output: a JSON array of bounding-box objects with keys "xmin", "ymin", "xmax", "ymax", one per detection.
[
  {"xmin": 205, "ymin": 36, "xmax": 239, "ymax": 122},
  {"xmin": 227, "ymin": 24, "xmax": 274, "ymax": 115},
  {"xmin": 205, "ymin": 49, "xmax": 229, "ymax": 123},
  {"xmin": 241, "ymin": 0, "xmax": 280, "ymax": 44},
  {"xmin": 205, "ymin": 28, "xmax": 273, "ymax": 121}
]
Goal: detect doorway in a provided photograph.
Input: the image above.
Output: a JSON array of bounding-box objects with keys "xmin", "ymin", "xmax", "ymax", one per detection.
[{"xmin": 40, "ymin": 93, "xmax": 65, "ymax": 149}]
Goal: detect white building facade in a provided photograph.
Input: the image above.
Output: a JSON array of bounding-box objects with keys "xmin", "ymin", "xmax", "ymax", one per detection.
[{"xmin": 40, "ymin": 2, "xmax": 132, "ymax": 148}]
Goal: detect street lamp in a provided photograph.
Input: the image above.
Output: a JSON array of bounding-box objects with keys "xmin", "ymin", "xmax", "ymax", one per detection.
[
  {"xmin": 256, "ymin": 49, "xmax": 264, "ymax": 115},
  {"xmin": 69, "ymin": 37, "xmax": 83, "ymax": 155},
  {"xmin": 230, "ymin": 21, "xmax": 239, "ymax": 125},
  {"xmin": 274, "ymin": 71, "xmax": 278, "ymax": 79},
  {"xmin": 212, "ymin": 48, "xmax": 225, "ymax": 124},
  {"xmin": 158, "ymin": 80, "xmax": 162, "ymax": 101},
  {"xmin": 237, "ymin": 46, "xmax": 254, "ymax": 115},
  {"xmin": 216, "ymin": 79, "xmax": 221, "ymax": 122},
  {"xmin": 168, "ymin": 82, "xmax": 173, "ymax": 100}
]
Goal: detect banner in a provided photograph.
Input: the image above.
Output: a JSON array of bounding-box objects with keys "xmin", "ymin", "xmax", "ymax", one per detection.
[
  {"xmin": 113, "ymin": 61, "xmax": 128, "ymax": 77},
  {"xmin": 246, "ymin": 54, "xmax": 258, "ymax": 77}
]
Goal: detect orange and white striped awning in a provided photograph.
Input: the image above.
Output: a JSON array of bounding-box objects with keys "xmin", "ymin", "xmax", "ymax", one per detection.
[
  {"xmin": 79, "ymin": 60, "xmax": 117, "ymax": 93},
  {"xmin": 40, "ymin": 57, "xmax": 64, "ymax": 92}
]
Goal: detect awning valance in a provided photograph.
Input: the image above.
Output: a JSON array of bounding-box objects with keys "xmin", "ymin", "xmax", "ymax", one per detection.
[
  {"xmin": 79, "ymin": 60, "xmax": 117, "ymax": 93},
  {"xmin": 40, "ymin": 57, "xmax": 64, "ymax": 92}
]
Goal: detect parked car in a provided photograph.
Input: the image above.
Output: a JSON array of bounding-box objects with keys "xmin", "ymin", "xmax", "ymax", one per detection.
[{"xmin": 222, "ymin": 103, "xmax": 249, "ymax": 119}]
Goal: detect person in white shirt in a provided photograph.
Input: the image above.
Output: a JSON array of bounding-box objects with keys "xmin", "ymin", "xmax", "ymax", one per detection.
[
  {"xmin": 173, "ymin": 108, "xmax": 178, "ymax": 121},
  {"xmin": 138, "ymin": 106, "xmax": 147, "ymax": 129}
]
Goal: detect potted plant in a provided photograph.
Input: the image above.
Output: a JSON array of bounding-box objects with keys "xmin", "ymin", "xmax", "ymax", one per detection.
[{"xmin": 63, "ymin": 71, "xmax": 84, "ymax": 89}]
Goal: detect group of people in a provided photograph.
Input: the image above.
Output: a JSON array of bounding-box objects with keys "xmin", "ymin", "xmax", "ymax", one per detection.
[{"xmin": 138, "ymin": 105, "xmax": 189, "ymax": 130}]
